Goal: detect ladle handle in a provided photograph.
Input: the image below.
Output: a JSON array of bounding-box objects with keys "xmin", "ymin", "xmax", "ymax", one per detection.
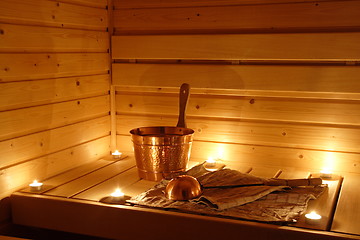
[{"xmin": 177, "ymin": 83, "xmax": 190, "ymax": 128}]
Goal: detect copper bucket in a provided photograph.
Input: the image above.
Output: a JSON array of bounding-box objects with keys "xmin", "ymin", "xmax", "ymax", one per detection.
[{"xmin": 130, "ymin": 83, "xmax": 194, "ymax": 181}]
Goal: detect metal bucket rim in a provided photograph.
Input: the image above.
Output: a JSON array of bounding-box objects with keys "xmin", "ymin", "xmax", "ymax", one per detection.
[{"xmin": 130, "ymin": 126, "xmax": 195, "ymax": 137}]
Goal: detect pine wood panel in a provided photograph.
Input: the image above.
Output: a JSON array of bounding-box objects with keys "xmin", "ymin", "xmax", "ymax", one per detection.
[
  {"xmin": 0, "ymin": 136, "xmax": 110, "ymax": 200},
  {"xmin": 331, "ymin": 174, "xmax": 360, "ymax": 235},
  {"xmin": 114, "ymin": 1, "xmax": 360, "ymax": 34},
  {"xmin": 0, "ymin": 75, "xmax": 110, "ymax": 111},
  {"xmin": 114, "ymin": 0, "xmax": 354, "ymax": 8},
  {"xmin": 0, "ymin": 116, "xmax": 110, "ymax": 170},
  {"xmin": 0, "ymin": 23, "xmax": 109, "ymax": 53},
  {"xmin": 0, "ymin": 0, "xmax": 107, "ymax": 30},
  {"xmin": 112, "ymin": 64, "xmax": 360, "ymax": 93},
  {"xmin": 112, "ymin": 33, "xmax": 360, "ymax": 61},
  {"xmin": 0, "ymin": 53, "xmax": 109, "ymax": 82},
  {"xmin": 53, "ymin": 0, "xmax": 107, "ymax": 8},
  {"xmin": 116, "ymin": 134, "xmax": 360, "ymax": 174},
  {"xmin": 45, "ymin": 158, "xmax": 135, "ymax": 197},
  {"xmin": 115, "ymin": 92, "xmax": 360, "ymax": 126},
  {"xmin": 0, "ymin": 95, "xmax": 110, "ymax": 141},
  {"xmin": 116, "ymin": 114, "xmax": 360, "ymax": 154}
]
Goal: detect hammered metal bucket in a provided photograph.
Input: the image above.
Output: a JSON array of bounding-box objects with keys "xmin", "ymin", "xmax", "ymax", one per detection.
[
  {"xmin": 130, "ymin": 83, "xmax": 194, "ymax": 181},
  {"xmin": 130, "ymin": 126, "xmax": 194, "ymax": 181}
]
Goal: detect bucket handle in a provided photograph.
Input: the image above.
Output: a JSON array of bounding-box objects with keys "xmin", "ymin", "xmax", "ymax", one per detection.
[{"xmin": 176, "ymin": 83, "xmax": 190, "ymax": 128}]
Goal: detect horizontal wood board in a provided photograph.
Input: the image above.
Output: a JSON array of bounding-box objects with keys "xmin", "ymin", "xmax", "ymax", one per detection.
[
  {"xmin": 0, "ymin": 0, "xmax": 108, "ymax": 30},
  {"xmin": 114, "ymin": 0, "xmax": 360, "ymax": 34},
  {"xmin": 112, "ymin": 33, "xmax": 360, "ymax": 61},
  {"xmin": 0, "ymin": 53, "xmax": 109, "ymax": 82},
  {"xmin": 112, "ymin": 64, "xmax": 360, "ymax": 93},
  {"xmin": 0, "ymin": 74, "xmax": 110, "ymax": 111}
]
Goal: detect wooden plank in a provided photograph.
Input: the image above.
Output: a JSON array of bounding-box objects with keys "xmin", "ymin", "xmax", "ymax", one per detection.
[
  {"xmin": 117, "ymin": 135, "xmax": 360, "ymax": 174},
  {"xmin": 0, "ymin": 23, "xmax": 109, "ymax": 53},
  {"xmin": 0, "ymin": 53, "xmax": 109, "ymax": 82},
  {"xmin": 20, "ymin": 159, "xmax": 113, "ymax": 194},
  {"xmin": 114, "ymin": 0, "xmax": 356, "ymax": 8},
  {"xmin": 112, "ymin": 33, "xmax": 360, "ymax": 61},
  {"xmin": 116, "ymin": 114, "xmax": 360, "ymax": 154},
  {"xmin": 73, "ymin": 166, "xmax": 140, "ymax": 201},
  {"xmin": 114, "ymin": 1, "xmax": 360, "ymax": 34},
  {"xmin": 0, "ymin": 116, "xmax": 110, "ymax": 169},
  {"xmin": 0, "ymin": 75, "xmax": 110, "ymax": 111},
  {"xmin": 0, "ymin": 95, "xmax": 110, "ymax": 141},
  {"xmin": 115, "ymin": 92, "xmax": 360, "ymax": 126},
  {"xmin": 11, "ymin": 192, "xmax": 358, "ymax": 240},
  {"xmin": 0, "ymin": 0, "xmax": 108, "ymax": 30},
  {"xmin": 112, "ymin": 64, "xmax": 360, "ymax": 94},
  {"xmin": 122, "ymin": 179, "xmax": 157, "ymax": 197},
  {"xmin": 247, "ymin": 166, "xmax": 279, "ymax": 178},
  {"xmin": 0, "ymin": 136, "xmax": 110, "ymax": 200},
  {"xmin": 116, "ymin": 91, "xmax": 360, "ymax": 125},
  {"xmin": 294, "ymin": 178, "xmax": 343, "ymax": 231},
  {"xmin": 331, "ymin": 174, "xmax": 360, "ymax": 235},
  {"xmin": 44, "ymin": 158, "xmax": 135, "ymax": 197},
  {"xmin": 52, "ymin": 0, "xmax": 107, "ymax": 9},
  {"xmin": 114, "ymin": 86, "xmax": 360, "ymax": 101}
]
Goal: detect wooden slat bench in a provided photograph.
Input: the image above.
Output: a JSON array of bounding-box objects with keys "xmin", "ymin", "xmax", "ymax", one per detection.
[{"xmin": 10, "ymin": 156, "xmax": 359, "ymax": 240}]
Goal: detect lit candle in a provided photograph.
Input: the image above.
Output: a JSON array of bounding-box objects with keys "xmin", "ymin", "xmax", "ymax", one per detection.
[
  {"xmin": 305, "ymin": 211, "xmax": 322, "ymax": 225},
  {"xmin": 112, "ymin": 150, "xmax": 122, "ymax": 159},
  {"xmin": 29, "ymin": 180, "xmax": 43, "ymax": 191},
  {"xmin": 110, "ymin": 188, "xmax": 125, "ymax": 203},
  {"xmin": 320, "ymin": 169, "xmax": 332, "ymax": 179},
  {"xmin": 203, "ymin": 157, "xmax": 225, "ymax": 172}
]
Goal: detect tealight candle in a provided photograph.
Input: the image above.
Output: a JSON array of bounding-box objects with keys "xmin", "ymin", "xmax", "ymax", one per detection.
[
  {"xmin": 110, "ymin": 188, "xmax": 125, "ymax": 203},
  {"xmin": 320, "ymin": 169, "xmax": 333, "ymax": 179},
  {"xmin": 29, "ymin": 180, "xmax": 43, "ymax": 191},
  {"xmin": 112, "ymin": 150, "xmax": 122, "ymax": 159},
  {"xmin": 203, "ymin": 157, "xmax": 225, "ymax": 172},
  {"xmin": 305, "ymin": 211, "xmax": 322, "ymax": 225}
]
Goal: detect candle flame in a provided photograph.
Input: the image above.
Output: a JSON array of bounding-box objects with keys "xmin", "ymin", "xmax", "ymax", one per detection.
[
  {"xmin": 111, "ymin": 188, "xmax": 124, "ymax": 197},
  {"xmin": 206, "ymin": 157, "xmax": 216, "ymax": 164}
]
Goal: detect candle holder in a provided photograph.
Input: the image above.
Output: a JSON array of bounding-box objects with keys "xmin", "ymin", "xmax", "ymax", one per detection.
[
  {"xmin": 99, "ymin": 189, "xmax": 130, "ymax": 205},
  {"xmin": 203, "ymin": 158, "xmax": 226, "ymax": 172},
  {"xmin": 305, "ymin": 211, "xmax": 322, "ymax": 225},
  {"xmin": 29, "ymin": 180, "xmax": 43, "ymax": 191},
  {"xmin": 112, "ymin": 150, "xmax": 122, "ymax": 159}
]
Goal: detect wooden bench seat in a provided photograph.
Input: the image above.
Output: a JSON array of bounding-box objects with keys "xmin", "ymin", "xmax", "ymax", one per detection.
[{"xmin": 10, "ymin": 156, "xmax": 359, "ymax": 240}]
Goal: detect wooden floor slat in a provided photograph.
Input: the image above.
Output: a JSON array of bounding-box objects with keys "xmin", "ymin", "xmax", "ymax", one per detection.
[
  {"xmin": 73, "ymin": 167, "xmax": 140, "ymax": 201},
  {"xmin": 20, "ymin": 159, "xmax": 113, "ymax": 194},
  {"xmin": 331, "ymin": 174, "xmax": 360, "ymax": 235},
  {"xmin": 44, "ymin": 158, "xmax": 135, "ymax": 198}
]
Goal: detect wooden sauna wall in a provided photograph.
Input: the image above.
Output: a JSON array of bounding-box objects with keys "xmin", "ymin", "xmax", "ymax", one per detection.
[
  {"xmin": 112, "ymin": 0, "xmax": 360, "ymax": 175},
  {"xmin": 0, "ymin": 0, "xmax": 111, "ymax": 204}
]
